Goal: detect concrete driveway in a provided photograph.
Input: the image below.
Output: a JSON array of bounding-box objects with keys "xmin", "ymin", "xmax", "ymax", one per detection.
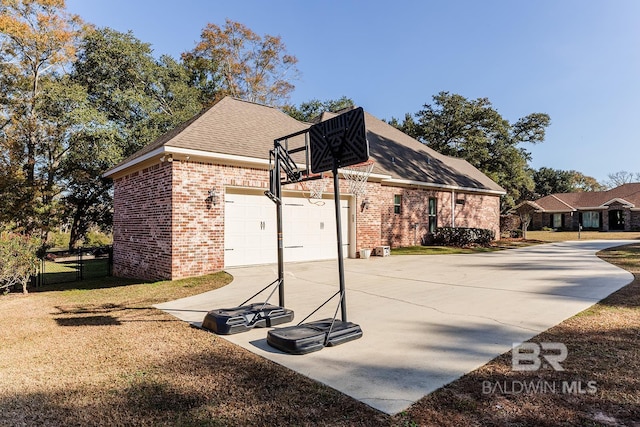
[{"xmin": 155, "ymin": 240, "xmax": 635, "ymax": 414}]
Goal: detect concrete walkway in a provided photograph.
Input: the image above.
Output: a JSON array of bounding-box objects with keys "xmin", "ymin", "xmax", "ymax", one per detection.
[{"xmin": 155, "ymin": 240, "xmax": 635, "ymax": 414}]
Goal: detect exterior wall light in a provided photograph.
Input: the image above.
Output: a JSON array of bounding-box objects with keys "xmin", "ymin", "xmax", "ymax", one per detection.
[{"xmin": 206, "ymin": 188, "xmax": 218, "ymax": 209}]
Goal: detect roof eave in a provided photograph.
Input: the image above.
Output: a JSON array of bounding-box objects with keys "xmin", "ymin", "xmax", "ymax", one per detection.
[
  {"xmin": 103, "ymin": 146, "xmax": 271, "ymax": 179},
  {"xmin": 380, "ymin": 178, "xmax": 506, "ymax": 196}
]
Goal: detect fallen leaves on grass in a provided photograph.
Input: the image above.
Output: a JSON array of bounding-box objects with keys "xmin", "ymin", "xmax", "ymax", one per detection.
[{"xmin": 2, "ymin": 244, "xmax": 640, "ymax": 426}]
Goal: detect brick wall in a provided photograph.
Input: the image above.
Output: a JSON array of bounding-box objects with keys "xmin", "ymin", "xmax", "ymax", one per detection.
[
  {"xmin": 171, "ymin": 161, "xmax": 225, "ymax": 279},
  {"xmin": 113, "ymin": 159, "xmax": 275, "ymax": 280},
  {"xmin": 631, "ymin": 211, "xmax": 640, "ymax": 231},
  {"xmin": 113, "ymin": 162, "xmax": 173, "ymax": 281},
  {"xmin": 360, "ymin": 184, "xmax": 500, "ymax": 249},
  {"xmin": 113, "ymin": 160, "xmax": 502, "ymax": 279},
  {"xmin": 451, "ymin": 192, "xmax": 501, "ymax": 238},
  {"xmin": 171, "ymin": 161, "xmax": 273, "ymax": 279}
]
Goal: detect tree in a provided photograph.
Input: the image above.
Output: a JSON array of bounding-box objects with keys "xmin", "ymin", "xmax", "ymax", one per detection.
[
  {"xmin": 183, "ymin": 19, "xmax": 299, "ymax": 107},
  {"xmin": 73, "ymin": 27, "xmax": 202, "ymax": 157},
  {"xmin": 397, "ymin": 92, "xmax": 551, "ymax": 211},
  {"xmin": 528, "ymin": 167, "xmax": 605, "ymax": 199},
  {"xmin": 571, "ymin": 171, "xmax": 604, "ymax": 192},
  {"xmin": 66, "ymin": 27, "xmax": 202, "ymax": 248},
  {"xmin": 531, "ymin": 167, "xmax": 576, "ymax": 197},
  {"xmin": 283, "ymin": 96, "xmax": 354, "ymax": 122},
  {"xmin": 603, "ymin": 171, "xmax": 640, "ymax": 189},
  {"xmin": 0, "ymin": 231, "xmax": 40, "ymax": 294},
  {"xmin": 0, "ymin": 0, "xmax": 82, "ymax": 237},
  {"xmin": 55, "ymin": 79, "xmax": 120, "ymax": 249},
  {"xmin": 513, "ymin": 202, "xmax": 538, "ymax": 240}
]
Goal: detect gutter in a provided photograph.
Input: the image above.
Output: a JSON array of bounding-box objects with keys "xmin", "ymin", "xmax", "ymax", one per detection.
[
  {"xmin": 103, "ymin": 146, "xmax": 271, "ymax": 178},
  {"xmin": 380, "ymin": 178, "xmax": 506, "ymax": 196},
  {"xmin": 104, "ymin": 147, "xmax": 507, "ymax": 197}
]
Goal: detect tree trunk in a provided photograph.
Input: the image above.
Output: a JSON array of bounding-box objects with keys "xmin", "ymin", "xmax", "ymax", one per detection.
[{"xmin": 68, "ymin": 204, "xmax": 84, "ymax": 251}]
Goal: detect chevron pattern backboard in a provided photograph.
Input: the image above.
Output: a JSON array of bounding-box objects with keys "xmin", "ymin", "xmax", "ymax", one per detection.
[{"xmin": 309, "ymin": 107, "xmax": 369, "ymax": 174}]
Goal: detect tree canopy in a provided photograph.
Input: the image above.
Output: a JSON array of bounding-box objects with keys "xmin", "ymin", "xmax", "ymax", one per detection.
[
  {"xmin": 393, "ymin": 92, "xmax": 551, "ymax": 211},
  {"xmin": 0, "ymin": 0, "xmax": 83, "ymax": 235},
  {"xmin": 182, "ymin": 19, "xmax": 299, "ymax": 107},
  {"xmin": 528, "ymin": 167, "xmax": 604, "ymax": 199},
  {"xmin": 1, "ymin": 3, "xmax": 303, "ymax": 249},
  {"xmin": 283, "ymin": 96, "xmax": 354, "ymax": 122}
]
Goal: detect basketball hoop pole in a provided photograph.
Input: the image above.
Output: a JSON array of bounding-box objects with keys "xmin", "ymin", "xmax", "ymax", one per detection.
[
  {"xmin": 274, "ymin": 145, "xmax": 285, "ymax": 307},
  {"xmin": 332, "ymin": 159, "xmax": 348, "ymax": 322},
  {"xmin": 267, "ymin": 128, "xmax": 308, "ymax": 308}
]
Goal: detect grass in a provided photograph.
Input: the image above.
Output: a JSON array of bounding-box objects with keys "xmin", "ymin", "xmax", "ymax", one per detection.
[
  {"xmin": 1, "ymin": 239, "xmax": 639, "ymax": 425},
  {"xmin": 391, "ymin": 246, "xmax": 496, "ymax": 255},
  {"xmin": 392, "ymin": 231, "xmax": 640, "ymax": 255},
  {"xmin": 526, "ymin": 230, "xmax": 640, "ymax": 242},
  {"xmin": 397, "ymin": 243, "xmax": 640, "ymax": 426},
  {"xmin": 39, "ymin": 258, "xmax": 111, "ymax": 285}
]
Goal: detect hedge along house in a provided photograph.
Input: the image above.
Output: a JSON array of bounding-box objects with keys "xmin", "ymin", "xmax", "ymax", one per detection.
[
  {"xmin": 104, "ymin": 97, "xmax": 505, "ymax": 281},
  {"xmin": 526, "ymin": 183, "xmax": 640, "ymax": 232}
]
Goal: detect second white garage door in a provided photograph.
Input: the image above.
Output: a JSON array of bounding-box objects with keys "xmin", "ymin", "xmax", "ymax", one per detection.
[{"xmin": 224, "ymin": 192, "xmax": 349, "ymax": 267}]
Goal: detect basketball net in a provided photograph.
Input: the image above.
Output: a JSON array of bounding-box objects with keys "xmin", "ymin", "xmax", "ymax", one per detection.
[
  {"xmin": 303, "ymin": 172, "xmax": 329, "ymax": 204},
  {"xmin": 342, "ymin": 160, "xmax": 374, "ymax": 198}
]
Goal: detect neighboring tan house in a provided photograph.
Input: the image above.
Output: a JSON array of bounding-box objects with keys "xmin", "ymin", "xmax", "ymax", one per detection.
[
  {"xmin": 104, "ymin": 96, "xmax": 505, "ymax": 281},
  {"xmin": 526, "ymin": 183, "xmax": 640, "ymax": 231}
]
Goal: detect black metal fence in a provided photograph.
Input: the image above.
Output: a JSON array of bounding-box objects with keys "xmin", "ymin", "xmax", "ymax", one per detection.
[{"xmin": 34, "ymin": 246, "xmax": 113, "ymax": 287}]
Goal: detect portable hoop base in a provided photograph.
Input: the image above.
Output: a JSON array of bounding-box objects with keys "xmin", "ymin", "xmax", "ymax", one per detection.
[
  {"xmin": 202, "ymin": 303, "xmax": 294, "ymax": 335},
  {"xmin": 266, "ymin": 318, "xmax": 363, "ymax": 355},
  {"xmin": 264, "ymin": 108, "xmax": 367, "ymax": 354}
]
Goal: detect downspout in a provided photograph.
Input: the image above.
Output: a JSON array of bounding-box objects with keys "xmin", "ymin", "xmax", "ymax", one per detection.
[{"xmin": 451, "ymin": 190, "xmax": 456, "ymax": 227}]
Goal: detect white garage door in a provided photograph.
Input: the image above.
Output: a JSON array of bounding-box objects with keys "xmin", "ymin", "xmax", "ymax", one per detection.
[{"xmin": 224, "ymin": 192, "xmax": 349, "ymax": 267}]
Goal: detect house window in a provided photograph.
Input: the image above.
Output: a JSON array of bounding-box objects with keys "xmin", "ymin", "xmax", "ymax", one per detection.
[
  {"xmin": 552, "ymin": 213, "xmax": 562, "ymax": 229},
  {"xmin": 428, "ymin": 197, "xmax": 437, "ymax": 233},
  {"xmin": 394, "ymin": 194, "xmax": 402, "ymax": 214},
  {"xmin": 581, "ymin": 211, "xmax": 600, "ymax": 229}
]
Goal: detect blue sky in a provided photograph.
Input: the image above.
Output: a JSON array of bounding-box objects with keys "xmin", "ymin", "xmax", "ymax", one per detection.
[{"xmin": 65, "ymin": 0, "xmax": 640, "ymax": 184}]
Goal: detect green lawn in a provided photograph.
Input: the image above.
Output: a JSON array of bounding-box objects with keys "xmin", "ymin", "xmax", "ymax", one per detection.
[
  {"xmin": 392, "ymin": 231, "xmax": 640, "ymax": 255},
  {"xmin": 39, "ymin": 257, "xmax": 111, "ymax": 285},
  {"xmin": 526, "ymin": 230, "xmax": 640, "ymax": 242}
]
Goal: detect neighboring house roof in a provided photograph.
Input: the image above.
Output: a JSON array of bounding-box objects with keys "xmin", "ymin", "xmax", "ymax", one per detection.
[
  {"xmin": 532, "ymin": 183, "xmax": 640, "ymax": 212},
  {"xmin": 105, "ymin": 97, "xmax": 505, "ymax": 195},
  {"xmin": 511, "ymin": 200, "xmax": 544, "ymax": 213}
]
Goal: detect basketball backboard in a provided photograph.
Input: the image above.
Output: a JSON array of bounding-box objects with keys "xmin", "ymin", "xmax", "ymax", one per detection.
[{"xmin": 309, "ymin": 107, "xmax": 369, "ymax": 174}]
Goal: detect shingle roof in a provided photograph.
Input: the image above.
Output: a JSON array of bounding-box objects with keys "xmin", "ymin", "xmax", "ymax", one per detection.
[
  {"xmin": 534, "ymin": 183, "xmax": 640, "ymax": 211},
  {"xmin": 315, "ymin": 109, "xmax": 505, "ymax": 192},
  {"xmin": 105, "ymin": 97, "xmax": 505, "ymax": 194},
  {"xmin": 109, "ymin": 96, "xmax": 309, "ymax": 170}
]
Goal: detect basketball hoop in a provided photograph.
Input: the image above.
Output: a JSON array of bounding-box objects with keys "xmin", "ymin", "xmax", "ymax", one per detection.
[
  {"xmin": 303, "ymin": 172, "xmax": 329, "ymax": 203},
  {"xmin": 342, "ymin": 160, "xmax": 374, "ymax": 198}
]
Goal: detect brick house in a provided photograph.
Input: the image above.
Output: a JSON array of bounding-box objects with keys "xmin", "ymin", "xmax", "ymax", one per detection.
[
  {"xmin": 104, "ymin": 97, "xmax": 505, "ymax": 281},
  {"xmin": 525, "ymin": 183, "xmax": 640, "ymax": 231}
]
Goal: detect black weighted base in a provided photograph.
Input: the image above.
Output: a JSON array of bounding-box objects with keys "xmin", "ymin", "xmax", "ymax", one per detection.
[
  {"xmin": 202, "ymin": 303, "xmax": 294, "ymax": 335},
  {"xmin": 266, "ymin": 318, "xmax": 363, "ymax": 355}
]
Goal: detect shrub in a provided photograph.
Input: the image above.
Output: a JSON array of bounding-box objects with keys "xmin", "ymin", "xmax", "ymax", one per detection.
[
  {"xmin": 510, "ymin": 229, "xmax": 523, "ymax": 238},
  {"xmin": 84, "ymin": 230, "xmax": 112, "ymax": 247},
  {"xmin": 0, "ymin": 232, "xmax": 40, "ymax": 294},
  {"xmin": 46, "ymin": 231, "xmax": 69, "ymax": 250},
  {"xmin": 431, "ymin": 227, "xmax": 495, "ymax": 247}
]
